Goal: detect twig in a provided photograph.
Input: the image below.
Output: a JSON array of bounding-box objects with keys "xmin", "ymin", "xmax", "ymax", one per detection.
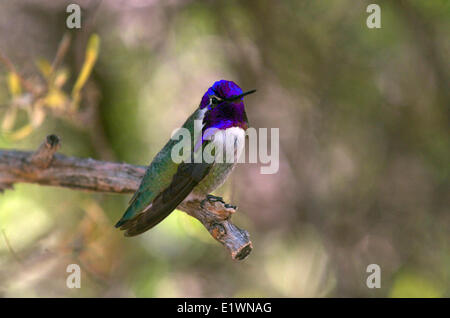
[
  {"xmin": 50, "ymin": 33, "xmax": 71, "ymax": 75},
  {"xmin": 180, "ymin": 199, "xmax": 252, "ymax": 260},
  {"xmin": 30, "ymin": 134, "xmax": 61, "ymax": 168},
  {"xmin": 0, "ymin": 50, "xmax": 40, "ymax": 96},
  {"xmin": 0, "ymin": 135, "xmax": 252, "ymax": 260}
]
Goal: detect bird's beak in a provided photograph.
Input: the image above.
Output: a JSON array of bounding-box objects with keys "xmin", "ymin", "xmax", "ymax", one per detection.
[{"xmin": 226, "ymin": 89, "xmax": 257, "ymax": 101}]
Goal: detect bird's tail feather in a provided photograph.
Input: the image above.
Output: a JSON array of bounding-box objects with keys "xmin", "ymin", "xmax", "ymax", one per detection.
[{"xmin": 120, "ymin": 208, "xmax": 173, "ymax": 237}]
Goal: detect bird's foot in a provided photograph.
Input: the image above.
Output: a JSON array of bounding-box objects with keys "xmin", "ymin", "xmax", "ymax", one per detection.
[
  {"xmin": 200, "ymin": 195, "xmax": 236, "ymax": 215},
  {"xmin": 201, "ymin": 194, "xmax": 224, "ymax": 208},
  {"xmin": 224, "ymin": 203, "xmax": 237, "ymax": 209},
  {"xmin": 201, "ymin": 194, "xmax": 236, "ymax": 210},
  {"xmin": 206, "ymin": 194, "xmax": 224, "ymax": 203}
]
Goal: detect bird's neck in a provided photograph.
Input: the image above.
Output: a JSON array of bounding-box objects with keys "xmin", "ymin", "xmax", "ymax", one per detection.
[{"xmin": 202, "ymin": 102, "xmax": 248, "ymax": 132}]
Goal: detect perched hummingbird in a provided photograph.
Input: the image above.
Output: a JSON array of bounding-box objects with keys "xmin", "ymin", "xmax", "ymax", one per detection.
[{"xmin": 115, "ymin": 80, "xmax": 256, "ymax": 236}]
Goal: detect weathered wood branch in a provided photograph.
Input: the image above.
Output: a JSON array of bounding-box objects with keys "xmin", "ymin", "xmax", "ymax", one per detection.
[
  {"xmin": 0, "ymin": 135, "xmax": 252, "ymax": 260},
  {"xmin": 30, "ymin": 135, "xmax": 61, "ymax": 168}
]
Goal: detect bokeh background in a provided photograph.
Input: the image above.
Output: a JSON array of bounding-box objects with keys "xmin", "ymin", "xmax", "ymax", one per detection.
[{"xmin": 0, "ymin": 0, "xmax": 449, "ymax": 297}]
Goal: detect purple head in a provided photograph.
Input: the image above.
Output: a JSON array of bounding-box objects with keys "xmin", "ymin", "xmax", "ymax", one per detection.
[{"xmin": 199, "ymin": 80, "xmax": 256, "ymax": 131}]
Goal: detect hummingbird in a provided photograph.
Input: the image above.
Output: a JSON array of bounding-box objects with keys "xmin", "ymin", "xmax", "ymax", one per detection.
[{"xmin": 115, "ymin": 80, "xmax": 256, "ymax": 236}]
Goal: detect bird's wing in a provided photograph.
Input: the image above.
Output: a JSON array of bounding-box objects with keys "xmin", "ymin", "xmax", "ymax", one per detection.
[
  {"xmin": 114, "ymin": 144, "xmax": 179, "ymax": 228},
  {"xmin": 117, "ymin": 160, "xmax": 212, "ymax": 236},
  {"xmin": 114, "ymin": 108, "xmax": 206, "ymax": 233}
]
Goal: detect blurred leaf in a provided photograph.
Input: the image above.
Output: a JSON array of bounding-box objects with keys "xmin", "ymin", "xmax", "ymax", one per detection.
[
  {"xmin": 71, "ymin": 34, "xmax": 100, "ymax": 108},
  {"xmin": 1, "ymin": 108, "xmax": 17, "ymax": 132},
  {"xmin": 36, "ymin": 58, "xmax": 52, "ymax": 79},
  {"xmin": 53, "ymin": 68, "xmax": 69, "ymax": 88},
  {"xmin": 7, "ymin": 72, "xmax": 21, "ymax": 96},
  {"xmin": 44, "ymin": 88, "xmax": 68, "ymax": 109},
  {"xmin": 8, "ymin": 123, "xmax": 33, "ymax": 140}
]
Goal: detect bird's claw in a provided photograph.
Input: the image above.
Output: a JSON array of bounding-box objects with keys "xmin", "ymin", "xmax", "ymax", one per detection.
[
  {"xmin": 201, "ymin": 194, "xmax": 225, "ymax": 209},
  {"xmin": 206, "ymin": 194, "xmax": 224, "ymax": 203}
]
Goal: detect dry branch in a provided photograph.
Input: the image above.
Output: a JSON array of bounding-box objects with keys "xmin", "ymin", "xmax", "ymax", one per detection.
[{"xmin": 0, "ymin": 135, "xmax": 252, "ymax": 260}]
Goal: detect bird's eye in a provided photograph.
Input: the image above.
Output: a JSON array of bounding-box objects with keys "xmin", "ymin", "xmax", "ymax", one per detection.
[{"xmin": 210, "ymin": 96, "xmax": 220, "ymax": 105}]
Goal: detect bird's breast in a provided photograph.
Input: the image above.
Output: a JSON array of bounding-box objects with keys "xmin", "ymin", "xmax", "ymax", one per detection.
[
  {"xmin": 208, "ymin": 126, "xmax": 246, "ymax": 162},
  {"xmin": 189, "ymin": 126, "xmax": 246, "ymax": 197}
]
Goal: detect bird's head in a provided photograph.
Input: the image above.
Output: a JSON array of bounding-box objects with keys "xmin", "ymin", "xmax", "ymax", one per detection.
[{"xmin": 199, "ymin": 80, "xmax": 256, "ymax": 131}]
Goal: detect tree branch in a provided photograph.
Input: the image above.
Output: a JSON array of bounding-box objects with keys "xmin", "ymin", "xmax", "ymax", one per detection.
[{"xmin": 0, "ymin": 135, "xmax": 252, "ymax": 260}]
